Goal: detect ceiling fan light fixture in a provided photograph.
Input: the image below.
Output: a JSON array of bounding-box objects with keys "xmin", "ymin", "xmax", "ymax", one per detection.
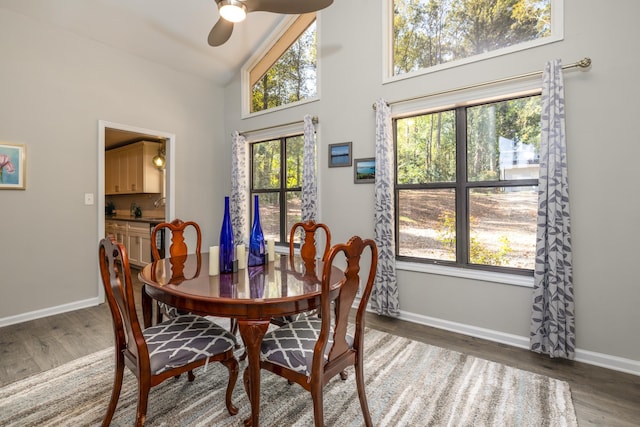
[{"xmin": 219, "ymin": 0, "xmax": 247, "ymax": 23}]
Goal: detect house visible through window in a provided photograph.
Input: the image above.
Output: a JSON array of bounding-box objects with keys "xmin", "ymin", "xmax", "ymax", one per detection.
[
  {"xmin": 249, "ymin": 13, "xmax": 317, "ymax": 113},
  {"xmin": 251, "ymin": 135, "xmax": 304, "ymax": 243},
  {"xmin": 395, "ymin": 94, "xmax": 541, "ymax": 274},
  {"xmin": 391, "ymin": 0, "xmax": 559, "ymax": 78}
]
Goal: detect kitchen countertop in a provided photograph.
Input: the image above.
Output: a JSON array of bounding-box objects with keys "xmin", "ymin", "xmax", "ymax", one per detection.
[{"xmin": 105, "ymin": 215, "xmax": 166, "ymax": 225}]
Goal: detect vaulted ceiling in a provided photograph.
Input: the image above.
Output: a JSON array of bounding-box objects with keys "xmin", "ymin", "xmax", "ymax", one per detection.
[{"xmin": 1, "ymin": 0, "xmax": 284, "ymax": 85}]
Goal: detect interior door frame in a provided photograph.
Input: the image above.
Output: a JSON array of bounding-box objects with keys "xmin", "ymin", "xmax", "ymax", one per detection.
[{"xmin": 97, "ymin": 120, "xmax": 176, "ymax": 301}]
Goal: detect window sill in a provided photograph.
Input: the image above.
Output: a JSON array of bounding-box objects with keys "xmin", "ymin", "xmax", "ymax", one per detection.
[
  {"xmin": 241, "ymin": 96, "xmax": 319, "ymax": 120},
  {"xmin": 396, "ymin": 260, "xmax": 534, "ymax": 288}
]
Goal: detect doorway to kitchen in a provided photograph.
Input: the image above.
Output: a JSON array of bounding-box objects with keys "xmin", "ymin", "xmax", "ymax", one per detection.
[{"xmin": 97, "ymin": 120, "xmax": 175, "ymax": 298}]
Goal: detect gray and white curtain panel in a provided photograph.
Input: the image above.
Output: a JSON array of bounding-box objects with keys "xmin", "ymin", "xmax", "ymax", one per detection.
[
  {"xmin": 301, "ymin": 114, "xmax": 318, "ymax": 223},
  {"xmin": 231, "ymin": 131, "xmax": 248, "ymax": 246},
  {"xmin": 371, "ymin": 98, "xmax": 400, "ymax": 317},
  {"xmin": 529, "ymin": 59, "xmax": 576, "ymax": 359}
]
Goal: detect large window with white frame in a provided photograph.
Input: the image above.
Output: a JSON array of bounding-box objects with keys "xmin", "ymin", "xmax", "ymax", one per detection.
[
  {"xmin": 395, "ymin": 93, "xmax": 541, "ymax": 274},
  {"xmin": 388, "ymin": 0, "xmax": 562, "ymax": 80}
]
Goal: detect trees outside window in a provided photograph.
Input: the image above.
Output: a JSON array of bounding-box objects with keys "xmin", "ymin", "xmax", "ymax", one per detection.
[
  {"xmin": 251, "ymin": 135, "xmax": 304, "ymax": 243},
  {"xmin": 396, "ymin": 94, "xmax": 541, "ymax": 274},
  {"xmin": 251, "ymin": 17, "xmax": 317, "ymax": 113},
  {"xmin": 393, "ymin": 0, "xmax": 555, "ymax": 76}
]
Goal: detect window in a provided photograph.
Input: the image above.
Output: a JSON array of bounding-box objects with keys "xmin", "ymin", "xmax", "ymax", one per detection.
[
  {"xmin": 251, "ymin": 135, "xmax": 304, "ymax": 244},
  {"xmin": 247, "ymin": 14, "xmax": 318, "ymax": 114},
  {"xmin": 390, "ymin": 0, "xmax": 561, "ymax": 79},
  {"xmin": 395, "ymin": 94, "xmax": 541, "ymax": 274}
]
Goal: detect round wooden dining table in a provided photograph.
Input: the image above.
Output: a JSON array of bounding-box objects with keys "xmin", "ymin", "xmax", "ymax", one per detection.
[{"xmin": 139, "ymin": 252, "xmax": 344, "ymax": 427}]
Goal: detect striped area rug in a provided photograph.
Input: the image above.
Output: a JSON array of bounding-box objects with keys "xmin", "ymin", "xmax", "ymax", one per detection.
[{"xmin": 0, "ymin": 329, "xmax": 577, "ymax": 426}]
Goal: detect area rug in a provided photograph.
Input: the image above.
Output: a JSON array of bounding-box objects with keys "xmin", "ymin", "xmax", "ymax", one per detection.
[{"xmin": 0, "ymin": 329, "xmax": 577, "ymax": 426}]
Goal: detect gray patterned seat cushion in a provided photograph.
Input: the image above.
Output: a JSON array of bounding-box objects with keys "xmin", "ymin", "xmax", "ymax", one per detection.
[
  {"xmin": 260, "ymin": 317, "xmax": 354, "ymax": 376},
  {"xmin": 157, "ymin": 301, "xmax": 185, "ymax": 319},
  {"xmin": 143, "ymin": 315, "xmax": 237, "ymax": 375}
]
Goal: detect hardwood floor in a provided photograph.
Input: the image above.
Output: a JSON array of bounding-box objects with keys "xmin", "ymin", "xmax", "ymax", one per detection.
[{"xmin": 1, "ymin": 275, "xmax": 638, "ymax": 426}]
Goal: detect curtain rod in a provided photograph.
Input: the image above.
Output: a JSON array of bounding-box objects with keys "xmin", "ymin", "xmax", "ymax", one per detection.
[
  {"xmin": 373, "ymin": 57, "xmax": 592, "ymax": 110},
  {"xmin": 236, "ymin": 116, "xmax": 318, "ymax": 137}
]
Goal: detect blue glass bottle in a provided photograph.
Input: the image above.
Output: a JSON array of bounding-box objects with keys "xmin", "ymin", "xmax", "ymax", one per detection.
[
  {"xmin": 219, "ymin": 196, "xmax": 235, "ymax": 273},
  {"xmin": 248, "ymin": 195, "xmax": 265, "ymax": 266}
]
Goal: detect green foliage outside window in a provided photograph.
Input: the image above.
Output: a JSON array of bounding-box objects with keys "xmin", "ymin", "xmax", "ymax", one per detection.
[
  {"xmin": 396, "ymin": 94, "xmax": 539, "ymax": 272},
  {"xmin": 251, "ymin": 22, "xmax": 317, "ymax": 113},
  {"xmin": 436, "ymin": 212, "xmax": 512, "ymax": 265},
  {"xmin": 396, "ymin": 96, "xmax": 541, "ymax": 185},
  {"xmin": 251, "ymin": 136, "xmax": 304, "ymax": 243},
  {"xmin": 393, "ymin": 0, "xmax": 552, "ymax": 76}
]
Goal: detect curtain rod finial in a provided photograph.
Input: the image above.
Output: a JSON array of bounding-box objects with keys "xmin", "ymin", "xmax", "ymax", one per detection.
[{"xmin": 577, "ymin": 57, "xmax": 592, "ymax": 69}]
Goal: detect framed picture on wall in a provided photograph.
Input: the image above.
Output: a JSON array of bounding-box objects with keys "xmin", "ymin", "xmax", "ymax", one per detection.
[
  {"xmin": 0, "ymin": 143, "xmax": 26, "ymax": 190},
  {"xmin": 354, "ymin": 157, "xmax": 375, "ymax": 184},
  {"xmin": 328, "ymin": 142, "xmax": 352, "ymax": 167}
]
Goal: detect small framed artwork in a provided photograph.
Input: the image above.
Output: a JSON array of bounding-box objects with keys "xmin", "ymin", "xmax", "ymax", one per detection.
[
  {"xmin": 354, "ymin": 157, "xmax": 375, "ymax": 184},
  {"xmin": 328, "ymin": 142, "xmax": 352, "ymax": 167},
  {"xmin": 0, "ymin": 143, "xmax": 26, "ymax": 190}
]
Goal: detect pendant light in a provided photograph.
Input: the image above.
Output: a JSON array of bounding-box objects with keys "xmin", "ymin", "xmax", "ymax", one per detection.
[{"xmin": 152, "ymin": 144, "xmax": 166, "ymax": 170}]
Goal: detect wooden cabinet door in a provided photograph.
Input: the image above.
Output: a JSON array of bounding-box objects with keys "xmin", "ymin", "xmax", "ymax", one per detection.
[
  {"xmin": 125, "ymin": 144, "xmax": 144, "ymax": 193},
  {"xmin": 127, "ymin": 222, "xmax": 152, "ymax": 267},
  {"xmin": 105, "ymin": 150, "xmax": 123, "ymax": 194},
  {"xmin": 105, "ymin": 142, "xmax": 161, "ymax": 194}
]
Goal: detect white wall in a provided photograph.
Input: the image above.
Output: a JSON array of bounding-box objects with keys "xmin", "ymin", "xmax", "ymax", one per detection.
[
  {"xmin": 0, "ymin": 9, "xmax": 231, "ymax": 319},
  {"xmin": 223, "ymin": 0, "xmax": 640, "ymax": 372}
]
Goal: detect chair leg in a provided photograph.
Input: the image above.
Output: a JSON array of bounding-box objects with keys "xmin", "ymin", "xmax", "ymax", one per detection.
[
  {"xmin": 102, "ymin": 351, "xmax": 124, "ymax": 427},
  {"xmin": 355, "ymin": 358, "xmax": 373, "ymax": 427},
  {"xmin": 310, "ymin": 381, "xmax": 324, "ymax": 427},
  {"xmin": 135, "ymin": 377, "xmax": 152, "ymax": 427},
  {"xmin": 230, "ymin": 318, "xmax": 243, "ymax": 350},
  {"xmin": 242, "ymin": 366, "xmax": 251, "ymax": 404},
  {"xmin": 188, "ymin": 370, "xmax": 195, "ymax": 382},
  {"xmin": 221, "ymin": 356, "xmax": 239, "ymax": 415}
]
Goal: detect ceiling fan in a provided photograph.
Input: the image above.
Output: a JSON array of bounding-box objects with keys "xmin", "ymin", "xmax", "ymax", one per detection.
[{"xmin": 208, "ymin": 0, "xmax": 334, "ymax": 46}]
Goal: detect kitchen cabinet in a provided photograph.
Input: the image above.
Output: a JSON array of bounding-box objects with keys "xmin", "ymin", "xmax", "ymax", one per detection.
[
  {"xmin": 105, "ymin": 220, "xmax": 126, "ymax": 245},
  {"xmin": 105, "ymin": 141, "xmax": 162, "ymax": 195},
  {"xmin": 105, "ymin": 219, "xmax": 152, "ymax": 267},
  {"xmin": 127, "ymin": 222, "xmax": 152, "ymax": 267}
]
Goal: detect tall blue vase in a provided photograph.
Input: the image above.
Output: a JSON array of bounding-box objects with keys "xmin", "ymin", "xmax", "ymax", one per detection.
[
  {"xmin": 248, "ymin": 195, "xmax": 265, "ymax": 266},
  {"xmin": 219, "ymin": 196, "xmax": 235, "ymax": 273}
]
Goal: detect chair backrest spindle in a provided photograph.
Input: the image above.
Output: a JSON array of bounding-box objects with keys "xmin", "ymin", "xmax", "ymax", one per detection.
[{"xmin": 151, "ymin": 218, "xmax": 202, "ymax": 261}]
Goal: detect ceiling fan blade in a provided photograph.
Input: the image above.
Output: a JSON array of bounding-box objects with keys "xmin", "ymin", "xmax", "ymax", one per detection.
[
  {"xmin": 246, "ymin": 0, "xmax": 334, "ymax": 14},
  {"xmin": 208, "ymin": 18, "xmax": 234, "ymax": 46}
]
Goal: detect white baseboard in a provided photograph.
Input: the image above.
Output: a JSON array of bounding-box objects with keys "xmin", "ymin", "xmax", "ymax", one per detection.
[
  {"xmin": 3, "ymin": 297, "xmax": 639, "ymax": 377},
  {"xmin": 366, "ymin": 305, "xmax": 640, "ymax": 377},
  {"xmin": 0, "ymin": 297, "xmax": 103, "ymax": 328}
]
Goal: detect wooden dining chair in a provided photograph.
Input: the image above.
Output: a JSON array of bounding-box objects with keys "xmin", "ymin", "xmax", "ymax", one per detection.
[
  {"xmin": 99, "ymin": 236, "xmax": 239, "ymax": 426},
  {"xmin": 289, "ymin": 220, "xmax": 332, "ymax": 276},
  {"xmin": 263, "ymin": 220, "xmax": 333, "ymax": 328},
  {"xmin": 256, "ymin": 235, "xmax": 378, "ymax": 427},
  {"xmin": 151, "ymin": 218, "xmax": 202, "ymax": 323}
]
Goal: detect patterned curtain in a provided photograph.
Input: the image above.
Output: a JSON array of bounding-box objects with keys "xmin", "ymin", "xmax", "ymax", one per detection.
[
  {"xmin": 231, "ymin": 131, "xmax": 249, "ymax": 246},
  {"xmin": 371, "ymin": 98, "xmax": 400, "ymax": 317},
  {"xmin": 529, "ymin": 59, "xmax": 575, "ymax": 359},
  {"xmin": 301, "ymin": 114, "xmax": 317, "ymax": 222}
]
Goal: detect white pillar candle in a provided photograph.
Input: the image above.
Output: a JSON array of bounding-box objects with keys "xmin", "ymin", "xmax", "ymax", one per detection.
[
  {"xmin": 237, "ymin": 244, "xmax": 246, "ymax": 269},
  {"xmin": 267, "ymin": 240, "xmax": 275, "ymax": 262},
  {"xmin": 209, "ymin": 246, "xmax": 219, "ymax": 276}
]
